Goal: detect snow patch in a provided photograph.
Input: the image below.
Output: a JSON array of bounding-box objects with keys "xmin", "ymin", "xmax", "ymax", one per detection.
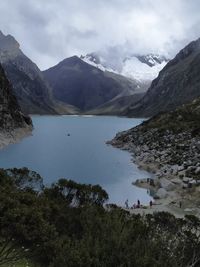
[
  {"xmin": 122, "ymin": 57, "xmax": 167, "ymax": 81},
  {"xmin": 81, "ymin": 53, "xmax": 168, "ymax": 82}
]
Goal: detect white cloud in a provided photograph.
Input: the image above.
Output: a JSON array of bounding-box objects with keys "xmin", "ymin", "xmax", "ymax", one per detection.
[{"xmin": 0, "ymin": 0, "xmax": 199, "ymax": 69}]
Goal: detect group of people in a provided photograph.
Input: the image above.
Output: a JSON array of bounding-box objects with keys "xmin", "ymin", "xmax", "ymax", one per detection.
[{"xmin": 125, "ymin": 199, "xmax": 153, "ymax": 209}]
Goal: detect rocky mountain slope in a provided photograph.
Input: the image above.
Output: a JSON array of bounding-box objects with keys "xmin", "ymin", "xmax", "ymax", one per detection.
[
  {"xmin": 125, "ymin": 38, "xmax": 200, "ymax": 117},
  {"xmin": 110, "ymin": 97, "xmax": 200, "ymax": 213},
  {"xmin": 0, "ymin": 31, "xmax": 57, "ymax": 114},
  {"xmin": 43, "ymin": 56, "xmax": 145, "ymax": 112},
  {"xmin": 0, "ymin": 64, "xmax": 32, "ymax": 148}
]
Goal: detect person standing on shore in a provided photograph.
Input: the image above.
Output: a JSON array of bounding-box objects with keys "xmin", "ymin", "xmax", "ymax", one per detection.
[
  {"xmin": 150, "ymin": 200, "xmax": 153, "ymax": 208},
  {"xmin": 125, "ymin": 199, "xmax": 129, "ymax": 209},
  {"xmin": 137, "ymin": 199, "xmax": 140, "ymax": 208}
]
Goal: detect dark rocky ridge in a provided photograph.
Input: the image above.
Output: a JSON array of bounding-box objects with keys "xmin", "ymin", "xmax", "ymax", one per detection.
[
  {"xmin": 0, "ymin": 64, "xmax": 32, "ymax": 131},
  {"xmin": 125, "ymin": 38, "xmax": 200, "ymax": 117},
  {"xmin": 136, "ymin": 54, "xmax": 168, "ymax": 67},
  {"xmin": 43, "ymin": 56, "xmax": 143, "ymax": 112},
  {"xmin": 0, "ymin": 31, "xmax": 57, "ymax": 115}
]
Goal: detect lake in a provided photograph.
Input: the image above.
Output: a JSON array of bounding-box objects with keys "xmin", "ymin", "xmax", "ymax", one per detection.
[{"xmin": 0, "ymin": 115, "xmax": 152, "ymax": 206}]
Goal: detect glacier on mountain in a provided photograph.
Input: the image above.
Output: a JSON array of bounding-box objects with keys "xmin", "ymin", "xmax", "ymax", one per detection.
[
  {"xmin": 121, "ymin": 56, "xmax": 167, "ymax": 81},
  {"xmin": 81, "ymin": 52, "xmax": 168, "ymax": 83}
]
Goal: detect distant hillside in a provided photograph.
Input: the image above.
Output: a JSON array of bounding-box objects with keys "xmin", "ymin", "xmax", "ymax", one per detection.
[
  {"xmin": 43, "ymin": 56, "xmax": 144, "ymax": 112},
  {"xmin": 86, "ymin": 93, "xmax": 144, "ymax": 115},
  {"xmin": 0, "ymin": 31, "xmax": 57, "ymax": 114},
  {"xmin": 124, "ymin": 38, "xmax": 200, "ymax": 117},
  {"xmin": 111, "ymin": 95, "xmax": 200, "ymax": 178}
]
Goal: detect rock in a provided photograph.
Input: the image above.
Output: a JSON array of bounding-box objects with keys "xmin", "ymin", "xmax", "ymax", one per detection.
[
  {"xmin": 187, "ymin": 166, "xmax": 196, "ymax": 172},
  {"xmin": 171, "ymin": 165, "xmax": 179, "ymax": 175},
  {"xmin": 178, "ymin": 166, "xmax": 185, "ymax": 172},
  {"xmin": 182, "ymin": 183, "xmax": 188, "ymax": 189},
  {"xmin": 195, "ymin": 167, "xmax": 200, "ymax": 174},
  {"xmin": 184, "ymin": 208, "xmax": 195, "ymax": 213},
  {"xmin": 183, "ymin": 177, "xmax": 190, "ymax": 183},
  {"xmin": 159, "ymin": 178, "xmax": 175, "ymax": 191},
  {"xmin": 188, "ymin": 180, "xmax": 197, "ymax": 187},
  {"xmin": 171, "ymin": 178, "xmax": 182, "ymax": 185},
  {"xmin": 155, "ymin": 188, "xmax": 168, "ymax": 199}
]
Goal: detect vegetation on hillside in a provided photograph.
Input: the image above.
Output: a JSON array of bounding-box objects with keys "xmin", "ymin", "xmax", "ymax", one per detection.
[
  {"xmin": 137, "ymin": 97, "xmax": 200, "ymax": 134},
  {"xmin": 0, "ymin": 168, "xmax": 200, "ymax": 267}
]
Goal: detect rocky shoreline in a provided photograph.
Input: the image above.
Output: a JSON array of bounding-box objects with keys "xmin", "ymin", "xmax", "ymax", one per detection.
[
  {"xmin": 0, "ymin": 126, "xmax": 33, "ymax": 149},
  {"xmin": 108, "ymin": 120, "xmax": 200, "ymax": 218}
]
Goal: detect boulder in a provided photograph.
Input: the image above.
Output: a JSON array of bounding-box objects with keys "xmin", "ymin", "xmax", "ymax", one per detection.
[
  {"xmin": 171, "ymin": 165, "xmax": 179, "ymax": 175},
  {"xmin": 182, "ymin": 183, "xmax": 188, "ymax": 189},
  {"xmin": 195, "ymin": 167, "xmax": 200, "ymax": 174},
  {"xmin": 187, "ymin": 166, "xmax": 196, "ymax": 172},
  {"xmin": 184, "ymin": 208, "xmax": 195, "ymax": 213},
  {"xmin": 171, "ymin": 178, "xmax": 182, "ymax": 185},
  {"xmin": 188, "ymin": 180, "xmax": 197, "ymax": 188},
  {"xmin": 189, "ymin": 179, "xmax": 197, "ymax": 184},
  {"xmin": 178, "ymin": 165, "xmax": 185, "ymax": 172},
  {"xmin": 155, "ymin": 188, "xmax": 168, "ymax": 199},
  {"xmin": 159, "ymin": 178, "xmax": 175, "ymax": 191},
  {"xmin": 183, "ymin": 177, "xmax": 191, "ymax": 183}
]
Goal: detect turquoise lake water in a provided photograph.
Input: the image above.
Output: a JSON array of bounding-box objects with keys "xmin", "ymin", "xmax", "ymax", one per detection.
[{"xmin": 0, "ymin": 115, "xmax": 152, "ymax": 206}]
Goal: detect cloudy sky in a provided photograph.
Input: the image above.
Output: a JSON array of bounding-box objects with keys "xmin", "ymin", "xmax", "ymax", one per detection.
[{"xmin": 0, "ymin": 0, "xmax": 200, "ymax": 70}]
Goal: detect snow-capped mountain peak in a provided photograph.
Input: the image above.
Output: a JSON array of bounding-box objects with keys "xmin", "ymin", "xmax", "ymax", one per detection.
[
  {"xmin": 80, "ymin": 53, "xmax": 117, "ymax": 73},
  {"xmin": 122, "ymin": 55, "xmax": 168, "ymax": 82},
  {"xmin": 135, "ymin": 54, "xmax": 168, "ymax": 67},
  {"xmin": 80, "ymin": 52, "xmax": 169, "ymax": 82}
]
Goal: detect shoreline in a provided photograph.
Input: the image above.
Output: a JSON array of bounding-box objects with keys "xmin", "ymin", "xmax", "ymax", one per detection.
[
  {"xmin": 108, "ymin": 136, "xmax": 200, "ymax": 218},
  {"xmin": 0, "ymin": 126, "xmax": 33, "ymax": 150},
  {"xmin": 1, "ymin": 116, "xmax": 199, "ymax": 219}
]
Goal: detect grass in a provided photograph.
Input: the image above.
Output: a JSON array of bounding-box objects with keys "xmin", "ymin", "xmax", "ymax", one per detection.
[{"xmin": 2, "ymin": 259, "xmax": 36, "ymax": 267}]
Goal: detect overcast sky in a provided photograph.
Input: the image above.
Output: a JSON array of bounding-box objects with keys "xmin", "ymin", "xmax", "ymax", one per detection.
[{"xmin": 0, "ymin": 0, "xmax": 200, "ymax": 70}]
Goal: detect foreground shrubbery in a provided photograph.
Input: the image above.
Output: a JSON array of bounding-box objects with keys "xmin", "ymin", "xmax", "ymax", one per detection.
[{"xmin": 0, "ymin": 168, "xmax": 200, "ymax": 267}]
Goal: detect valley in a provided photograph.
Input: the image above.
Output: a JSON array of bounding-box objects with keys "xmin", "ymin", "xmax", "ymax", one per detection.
[{"xmin": 0, "ymin": 5, "xmax": 200, "ymax": 264}]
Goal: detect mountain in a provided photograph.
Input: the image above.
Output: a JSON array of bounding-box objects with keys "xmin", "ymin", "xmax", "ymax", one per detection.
[
  {"xmin": 124, "ymin": 38, "xmax": 200, "ymax": 117},
  {"xmin": 0, "ymin": 31, "xmax": 57, "ymax": 114},
  {"xmin": 111, "ymin": 95, "xmax": 200, "ymax": 182},
  {"xmin": 86, "ymin": 93, "xmax": 144, "ymax": 115},
  {"xmin": 0, "ymin": 64, "xmax": 32, "ymax": 147},
  {"xmin": 110, "ymin": 95, "xmax": 200, "ymax": 208},
  {"xmin": 121, "ymin": 54, "xmax": 168, "ymax": 82},
  {"xmin": 81, "ymin": 52, "xmax": 168, "ymax": 84},
  {"xmin": 43, "ymin": 56, "xmax": 145, "ymax": 112}
]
